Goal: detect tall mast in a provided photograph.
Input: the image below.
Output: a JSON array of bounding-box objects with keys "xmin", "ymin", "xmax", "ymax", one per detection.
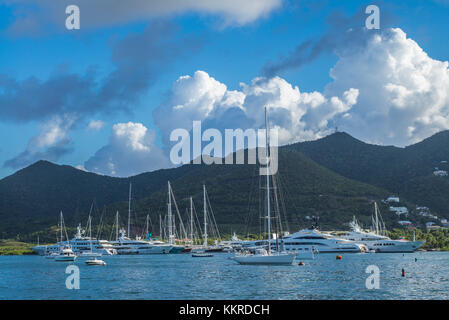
[
  {"xmin": 190, "ymin": 197, "xmax": 194, "ymax": 244},
  {"xmin": 60, "ymin": 211, "xmax": 63, "ymax": 243},
  {"xmin": 128, "ymin": 183, "xmax": 132, "ymax": 238},
  {"xmin": 168, "ymin": 181, "xmax": 173, "ymax": 245},
  {"xmin": 203, "ymin": 184, "xmax": 207, "ymax": 247},
  {"xmin": 265, "ymin": 107, "xmax": 271, "ymax": 254},
  {"xmin": 115, "ymin": 211, "xmax": 119, "ymax": 240},
  {"xmin": 145, "ymin": 214, "xmax": 149, "ymax": 239},
  {"xmin": 89, "ymin": 214, "xmax": 93, "ymax": 252},
  {"xmin": 159, "ymin": 214, "xmax": 162, "ymax": 240},
  {"xmin": 374, "ymin": 202, "xmax": 379, "ymax": 234}
]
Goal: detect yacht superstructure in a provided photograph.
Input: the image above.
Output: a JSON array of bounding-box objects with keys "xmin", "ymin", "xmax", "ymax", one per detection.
[{"xmin": 340, "ymin": 208, "xmax": 424, "ymax": 253}]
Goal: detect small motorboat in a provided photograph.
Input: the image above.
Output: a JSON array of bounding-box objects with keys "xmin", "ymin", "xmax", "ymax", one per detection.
[
  {"xmin": 85, "ymin": 258, "xmax": 106, "ymax": 266},
  {"xmin": 54, "ymin": 245, "xmax": 77, "ymax": 262}
]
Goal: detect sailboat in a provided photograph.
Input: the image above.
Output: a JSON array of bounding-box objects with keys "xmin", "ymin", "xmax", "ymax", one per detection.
[
  {"xmin": 83, "ymin": 215, "xmax": 107, "ymax": 265},
  {"xmin": 232, "ymin": 107, "xmax": 296, "ymax": 266},
  {"xmin": 54, "ymin": 212, "xmax": 77, "ymax": 262},
  {"xmin": 191, "ymin": 185, "xmax": 218, "ymax": 257},
  {"xmin": 166, "ymin": 181, "xmax": 187, "ymax": 253},
  {"xmin": 78, "ymin": 215, "xmax": 103, "ymax": 258}
]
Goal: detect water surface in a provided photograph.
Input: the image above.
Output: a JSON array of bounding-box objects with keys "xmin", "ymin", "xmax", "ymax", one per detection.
[{"xmin": 0, "ymin": 252, "xmax": 448, "ymax": 299}]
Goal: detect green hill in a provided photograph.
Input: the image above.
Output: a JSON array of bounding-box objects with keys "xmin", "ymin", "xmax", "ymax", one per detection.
[
  {"xmin": 289, "ymin": 131, "xmax": 449, "ymax": 217},
  {"xmin": 0, "ymin": 148, "xmax": 388, "ymax": 241}
]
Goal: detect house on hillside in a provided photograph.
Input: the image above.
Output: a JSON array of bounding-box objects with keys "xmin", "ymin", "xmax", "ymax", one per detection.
[
  {"xmin": 426, "ymin": 222, "xmax": 441, "ymax": 230},
  {"xmin": 398, "ymin": 220, "xmax": 413, "ymax": 227},
  {"xmin": 433, "ymin": 170, "xmax": 448, "ymax": 176},
  {"xmin": 389, "ymin": 206, "xmax": 408, "ymax": 216},
  {"xmin": 386, "ymin": 196, "xmax": 400, "ymax": 203}
]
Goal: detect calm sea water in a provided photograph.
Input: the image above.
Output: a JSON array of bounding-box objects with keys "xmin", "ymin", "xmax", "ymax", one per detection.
[{"xmin": 0, "ymin": 252, "xmax": 448, "ymax": 300}]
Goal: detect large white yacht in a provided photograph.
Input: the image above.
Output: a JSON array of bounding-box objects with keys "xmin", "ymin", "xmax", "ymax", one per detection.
[
  {"xmin": 340, "ymin": 215, "xmax": 424, "ymax": 253},
  {"xmin": 278, "ymin": 229, "xmax": 366, "ymax": 253},
  {"xmin": 32, "ymin": 224, "xmax": 117, "ymax": 256},
  {"xmin": 111, "ymin": 228, "xmax": 173, "ymax": 254}
]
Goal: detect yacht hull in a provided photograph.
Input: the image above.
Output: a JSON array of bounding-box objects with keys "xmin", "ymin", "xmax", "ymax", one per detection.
[
  {"xmin": 366, "ymin": 240, "xmax": 424, "ymax": 253},
  {"xmin": 54, "ymin": 256, "xmax": 76, "ymax": 262},
  {"xmin": 232, "ymin": 254, "xmax": 296, "ymax": 265}
]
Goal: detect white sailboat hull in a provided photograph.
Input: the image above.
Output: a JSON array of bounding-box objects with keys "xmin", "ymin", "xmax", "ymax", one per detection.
[{"xmin": 232, "ymin": 253, "xmax": 296, "ymax": 265}]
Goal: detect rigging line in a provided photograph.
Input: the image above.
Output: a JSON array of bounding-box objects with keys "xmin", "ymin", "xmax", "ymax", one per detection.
[
  {"xmin": 192, "ymin": 198, "xmax": 203, "ymax": 242},
  {"xmin": 274, "ymin": 172, "xmax": 289, "ymax": 234},
  {"xmin": 108, "ymin": 212, "xmax": 115, "ymax": 241},
  {"xmin": 271, "ymin": 174, "xmax": 283, "ymax": 235},
  {"xmin": 277, "ymin": 167, "xmax": 301, "ymax": 230},
  {"xmin": 205, "ymin": 188, "xmax": 221, "ymax": 241},
  {"xmin": 244, "ymin": 165, "xmax": 259, "ymax": 238},
  {"xmin": 169, "ymin": 186, "xmax": 187, "ymax": 240},
  {"xmin": 95, "ymin": 205, "xmax": 105, "ymax": 240}
]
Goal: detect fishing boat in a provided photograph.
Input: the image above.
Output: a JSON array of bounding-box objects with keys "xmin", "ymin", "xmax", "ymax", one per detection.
[{"xmin": 232, "ymin": 107, "xmax": 296, "ymax": 266}]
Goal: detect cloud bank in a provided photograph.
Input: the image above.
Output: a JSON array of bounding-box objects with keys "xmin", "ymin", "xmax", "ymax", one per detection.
[
  {"xmin": 84, "ymin": 122, "xmax": 170, "ymax": 177},
  {"xmin": 4, "ymin": 0, "xmax": 282, "ymax": 35}
]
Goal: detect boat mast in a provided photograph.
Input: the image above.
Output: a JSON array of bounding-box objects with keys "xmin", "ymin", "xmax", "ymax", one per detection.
[
  {"xmin": 203, "ymin": 184, "xmax": 207, "ymax": 248},
  {"xmin": 89, "ymin": 214, "xmax": 93, "ymax": 253},
  {"xmin": 115, "ymin": 211, "xmax": 119, "ymax": 240},
  {"xmin": 374, "ymin": 202, "xmax": 379, "ymax": 235},
  {"xmin": 265, "ymin": 107, "xmax": 271, "ymax": 255},
  {"xmin": 128, "ymin": 183, "xmax": 132, "ymax": 238},
  {"xmin": 168, "ymin": 181, "xmax": 174, "ymax": 245},
  {"xmin": 146, "ymin": 214, "xmax": 149, "ymax": 239},
  {"xmin": 190, "ymin": 196, "xmax": 194, "ymax": 244},
  {"xmin": 60, "ymin": 211, "xmax": 63, "ymax": 243},
  {"xmin": 159, "ymin": 214, "xmax": 162, "ymax": 240}
]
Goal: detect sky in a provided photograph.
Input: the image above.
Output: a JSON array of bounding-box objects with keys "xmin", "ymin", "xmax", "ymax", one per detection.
[{"xmin": 0, "ymin": 0, "xmax": 448, "ymax": 178}]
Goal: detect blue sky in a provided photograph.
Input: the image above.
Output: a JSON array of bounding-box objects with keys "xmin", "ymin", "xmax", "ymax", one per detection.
[{"xmin": 1, "ymin": 0, "xmax": 449, "ymax": 178}]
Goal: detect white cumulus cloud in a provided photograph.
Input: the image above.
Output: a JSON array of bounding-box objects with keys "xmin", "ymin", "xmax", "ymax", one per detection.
[
  {"xmin": 326, "ymin": 28, "xmax": 449, "ymax": 146},
  {"xmin": 154, "ymin": 70, "xmax": 358, "ymax": 147},
  {"xmin": 86, "ymin": 120, "xmax": 106, "ymax": 131},
  {"xmin": 84, "ymin": 122, "xmax": 170, "ymax": 177}
]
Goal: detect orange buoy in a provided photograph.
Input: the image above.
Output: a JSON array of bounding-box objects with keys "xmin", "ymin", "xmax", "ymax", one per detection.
[{"xmin": 336, "ymin": 255, "xmax": 342, "ymax": 260}]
